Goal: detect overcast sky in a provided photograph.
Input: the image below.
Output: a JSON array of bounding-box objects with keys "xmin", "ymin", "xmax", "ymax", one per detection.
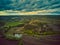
[{"xmin": 0, "ymin": 0, "xmax": 60, "ymax": 15}]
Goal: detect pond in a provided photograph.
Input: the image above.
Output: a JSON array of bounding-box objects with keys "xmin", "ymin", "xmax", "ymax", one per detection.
[{"xmin": 14, "ymin": 34, "xmax": 23, "ymax": 38}]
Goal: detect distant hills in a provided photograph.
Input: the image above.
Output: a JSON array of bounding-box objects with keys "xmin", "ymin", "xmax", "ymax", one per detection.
[{"xmin": 0, "ymin": 15, "xmax": 60, "ymax": 22}]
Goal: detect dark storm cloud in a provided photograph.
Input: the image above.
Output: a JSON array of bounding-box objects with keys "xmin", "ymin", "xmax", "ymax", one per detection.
[
  {"xmin": 0, "ymin": 0, "xmax": 60, "ymax": 12},
  {"xmin": 0, "ymin": 0, "xmax": 12, "ymax": 10}
]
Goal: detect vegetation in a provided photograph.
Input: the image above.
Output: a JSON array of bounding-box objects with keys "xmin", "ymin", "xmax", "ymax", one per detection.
[
  {"xmin": 0, "ymin": 16, "xmax": 60, "ymax": 45},
  {"xmin": 3, "ymin": 19, "xmax": 60, "ymax": 39}
]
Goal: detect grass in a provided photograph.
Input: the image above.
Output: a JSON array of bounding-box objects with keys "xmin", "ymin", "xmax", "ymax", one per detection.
[
  {"xmin": 18, "ymin": 39, "xmax": 23, "ymax": 45},
  {"xmin": 5, "ymin": 33, "xmax": 22, "ymax": 40},
  {"xmin": 41, "ymin": 31, "xmax": 60, "ymax": 35},
  {"xmin": 4, "ymin": 21, "xmax": 24, "ymax": 27}
]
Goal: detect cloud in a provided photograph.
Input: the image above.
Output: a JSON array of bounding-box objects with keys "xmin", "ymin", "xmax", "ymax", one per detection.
[
  {"xmin": 0, "ymin": 0, "xmax": 60, "ymax": 15},
  {"xmin": 0, "ymin": 8, "xmax": 60, "ymax": 15},
  {"xmin": 0, "ymin": 0, "xmax": 60, "ymax": 10}
]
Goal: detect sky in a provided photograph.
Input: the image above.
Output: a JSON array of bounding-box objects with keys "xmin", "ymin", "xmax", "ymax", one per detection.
[{"xmin": 0, "ymin": 0, "xmax": 60, "ymax": 15}]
